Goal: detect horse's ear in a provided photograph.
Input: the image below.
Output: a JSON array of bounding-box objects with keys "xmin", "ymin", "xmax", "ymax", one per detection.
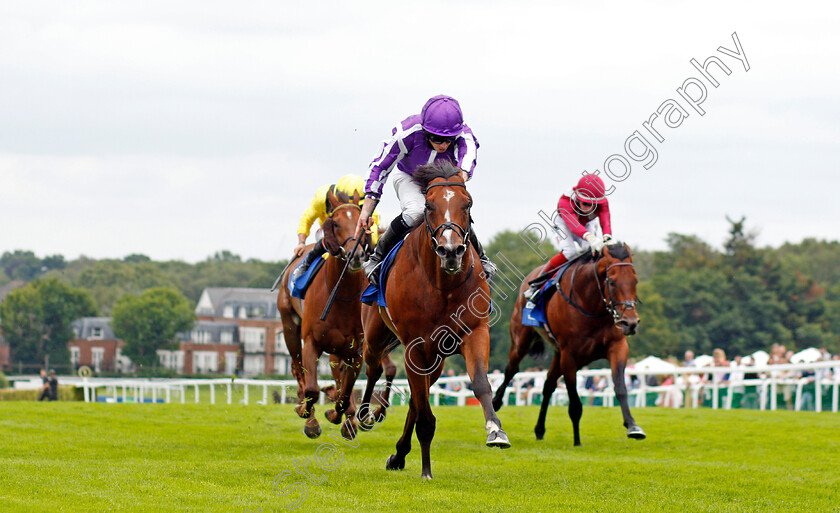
[
  {"xmin": 326, "ymin": 188, "xmax": 341, "ymax": 212},
  {"xmin": 351, "ymin": 189, "xmax": 361, "ymax": 205},
  {"xmin": 322, "ymin": 219, "xmax": 341, "ymax": 255}
]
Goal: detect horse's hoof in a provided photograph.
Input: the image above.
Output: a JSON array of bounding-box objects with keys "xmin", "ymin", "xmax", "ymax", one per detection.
[
  {"xmin": 325, "ymin": 408, "xmax": 342, "ymax": 425},
  {"xmin": 340, "ymin": 418, "xmax": 357, "ymax": 441},
  {"xmin": 373, "ymin": 405, "xmax": 387, "ymax": 422},
  {"xmin": 421, "ymin": 472, "xmax": 433, "ymax": 480},
  {"xmin": 486, "ymin": 429, "xmax": 511, "ymax": 449},
  {"xmin": 385, "ymin": 454, "xmax": 405, "ymax": 470},
  {"xmin": 295, "ymin": 403, "xmax": 310, "ymax": 419},
  {"xmin": 303, "ymin": 423, "xmax": 322, "ymax": 439},
  {"xmin": 627, "ymin": 425, "xmax": 646, "ymax": 440},
  {"xmin": 535, "ymin": 432, "xmax": 544, "ymax": 441}
]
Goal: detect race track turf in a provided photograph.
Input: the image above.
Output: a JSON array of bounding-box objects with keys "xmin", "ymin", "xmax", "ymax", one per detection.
[{"xmin": 2, "ymin": 400, "xmax": 838, "ymax": 512}]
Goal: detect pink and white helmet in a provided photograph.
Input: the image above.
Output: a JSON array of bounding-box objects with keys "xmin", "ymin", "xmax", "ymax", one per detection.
[{"xmin": 574, "ymin": 174, "xmax": 608, "ymax": 204}]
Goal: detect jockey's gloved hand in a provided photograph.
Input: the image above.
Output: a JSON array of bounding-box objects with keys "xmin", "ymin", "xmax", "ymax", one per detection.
[
  {"xmin": 584, "ymin": 233, "xmax": 605, "ymax": 254},
  {"xmin": 603, "ymin": 234, "xmax": 620, "ymax": 246}
]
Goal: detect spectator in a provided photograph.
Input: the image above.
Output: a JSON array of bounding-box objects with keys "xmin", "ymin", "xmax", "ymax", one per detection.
[
  {"xmin": 48, "ymin": 369, "xmax": 59, "ymax": 401},
  {"xmin": 682, "ymin": 350, "xmax": 701, "ymax": 408},
  {"xmin": 37, "ymin": 369, "xmax": 51, "ymax": 401},
  {"xmin": 444, "ymin": 368, "xmax": 462, "ymax": 392}
]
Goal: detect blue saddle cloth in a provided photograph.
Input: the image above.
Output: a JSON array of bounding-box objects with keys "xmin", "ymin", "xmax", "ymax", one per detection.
[
  {"xmin": 361, "ymin": 239, "xmax": 406, "ymax": 307},
  {"xmin": 521, "ymin": 259, "xmax": 575, "ymax": 327},
  {"xmin": 288, "ymin": 252, "xmax": 327, "ymax": 299}
]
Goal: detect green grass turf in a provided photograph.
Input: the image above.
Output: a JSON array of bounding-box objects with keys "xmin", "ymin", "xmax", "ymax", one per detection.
[{"xmin": 1, "ymin": 401, "xmax": 838, "ymax": 512}]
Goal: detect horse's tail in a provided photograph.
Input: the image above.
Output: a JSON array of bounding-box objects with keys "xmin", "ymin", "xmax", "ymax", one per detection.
[{"xmin": 528, "ymin": 336, "xmax": 546, "ymax": 359}]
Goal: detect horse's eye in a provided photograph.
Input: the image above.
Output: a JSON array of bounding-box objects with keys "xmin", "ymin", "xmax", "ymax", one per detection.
[{"xmin": 425, "ymin": 202, "xmax": 432, "ymax": 210}]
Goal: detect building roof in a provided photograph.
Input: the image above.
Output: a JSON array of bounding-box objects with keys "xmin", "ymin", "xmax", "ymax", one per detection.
[
  {"xmin": 70, "ymin": 317, "xmax": 117, "ymax": 340},
  {"xmin": 195, "ymin": 287, "xmax": 280, "ymax": 320}
]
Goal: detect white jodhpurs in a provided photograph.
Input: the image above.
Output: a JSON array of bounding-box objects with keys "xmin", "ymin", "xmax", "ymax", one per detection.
[
  {"xmin": 555, "ymin": 218, "xmax": 602, "ymax": 259},
  {"xmin": 392, "ymin": 170, "xmax": 425, "ymax": 228}
]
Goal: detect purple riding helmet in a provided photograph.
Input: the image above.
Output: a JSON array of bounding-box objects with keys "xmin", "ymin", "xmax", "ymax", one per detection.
[{"xmin": 421, "ymin": 95, "xmax": 464, "ymax": 137}]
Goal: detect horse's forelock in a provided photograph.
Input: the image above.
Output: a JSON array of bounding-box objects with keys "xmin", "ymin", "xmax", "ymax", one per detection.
[
  {"xmin": 412, "ymin": 161, "xmax": 462, "ymax": 190},
  {"xmin": 605, "ymin": 242, "xmax": 631, "ymax": 261}
]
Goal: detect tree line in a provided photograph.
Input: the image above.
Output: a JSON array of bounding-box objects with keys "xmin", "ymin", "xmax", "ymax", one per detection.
[{"xmin": 2, "ymin": 220, "xmax": 838, "ymax": 373}]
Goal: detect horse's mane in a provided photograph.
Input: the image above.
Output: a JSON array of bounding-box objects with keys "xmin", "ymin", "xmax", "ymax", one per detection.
[{"xmin": 412, "ymin": 161, "xmax": 462, "ymax": 190}]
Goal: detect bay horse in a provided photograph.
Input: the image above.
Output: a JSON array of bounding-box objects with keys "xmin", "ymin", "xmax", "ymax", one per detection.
[
  {"xmin": 276, "ymin": 189, "xmax": 370, "ymax": 439},
  {"xmin": 492, "ymin": 243, "xmax": 646, "ymax": 446},
  {"xmin": 359, "ymin": 161, "xmax": 510, "ymax": 479}
]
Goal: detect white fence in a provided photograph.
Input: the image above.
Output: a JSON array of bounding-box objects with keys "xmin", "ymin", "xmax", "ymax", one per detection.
[{"xmin": 8, "ymin": 360, "xmax": 840, "ymax": 412}]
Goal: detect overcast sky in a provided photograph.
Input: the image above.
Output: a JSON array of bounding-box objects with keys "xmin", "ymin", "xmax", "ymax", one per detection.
[{"xmin": 2, "ymin": 1, "xmax": 838, "ymax": 263}]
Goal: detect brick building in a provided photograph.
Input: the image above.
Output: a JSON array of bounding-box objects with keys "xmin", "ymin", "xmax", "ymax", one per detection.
[{"xmin": 68, "ymin": 317, "xmax": 133, "ymax": 373}]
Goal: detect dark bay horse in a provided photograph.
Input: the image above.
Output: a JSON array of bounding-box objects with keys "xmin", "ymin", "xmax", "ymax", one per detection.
[
  {"xmin": 360, "ymin": 161, "xmax": 510, "ymax": 479},
  {"xmin": 492, "ymin": 243, "xmax": 646, "ymax": 446},
  {"xmin": 276, "ymin": 189, "xmax": 370, "ymax": 439}
]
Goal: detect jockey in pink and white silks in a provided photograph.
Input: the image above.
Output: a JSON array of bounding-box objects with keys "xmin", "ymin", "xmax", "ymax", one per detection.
[
  {"xmin": 524, "ymin": 174, "xmax": 621, "ymax": 298},
  {"xmin": 354, "ymin": 95, "xmax": 495, "ymax": 287}
]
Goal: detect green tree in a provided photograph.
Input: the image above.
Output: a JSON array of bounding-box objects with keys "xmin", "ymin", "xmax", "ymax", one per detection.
[
  {"xmin": 111, "ymin": 288, "xmax": 196, "ymax": 368},
  {"xmin": 1, "ymin": 250, "xmax": 42, "ymax": 281},
  {"xmin": 0, "ymin": 278, "xmax": 97, "ymax": 364}
]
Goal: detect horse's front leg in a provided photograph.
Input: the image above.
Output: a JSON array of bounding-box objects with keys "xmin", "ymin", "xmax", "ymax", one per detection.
[
  {"xmin": 297, "ymin": 338, "xmax": 322, "ymax": 439},
  {"xmin": 462, "ymin": 329, "xmax": 511, "ymax": 449},
  {"xmin": 609, "ymin": 339, "xmax": 646, "ymax": 440}
]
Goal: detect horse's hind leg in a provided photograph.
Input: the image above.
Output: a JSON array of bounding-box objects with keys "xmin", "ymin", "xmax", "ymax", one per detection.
[
  {"xmin": 492, "ymin": 323, "xmax": 535, "ymax": 411},
  {"xmin": 609, "ymin": 340, "xmax": 646, "ymax": 440},
  {"xmin": 534, "ymin": 350, "xmax": 562, "ymax": 441},
  {"xmin": 385, "ymin": 399, "xmax": 417, "ymax": 471}
]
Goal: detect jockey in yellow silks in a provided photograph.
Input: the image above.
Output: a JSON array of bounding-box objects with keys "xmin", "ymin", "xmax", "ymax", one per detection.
[{"xmin": 292, "ymin": 174, "xmax": 380, "ymax": 280}]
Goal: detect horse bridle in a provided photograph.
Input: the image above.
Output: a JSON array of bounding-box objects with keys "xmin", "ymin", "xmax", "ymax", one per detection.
[
  {"xmin": 594, "ymin": 260, "xmax": 637, "ymax": 323},
  {"xmin": 326, "ymin": 203, "xmax": 366, "ymax": 261},
  {"xmin": 556, "ymin": 256, "xmax": 636, "ymax": 324},
  {"xmin": 423, "ymin": 181, "xmax": 472, "ymax": 256}
]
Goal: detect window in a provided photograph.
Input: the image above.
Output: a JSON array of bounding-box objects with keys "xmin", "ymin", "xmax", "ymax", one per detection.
[
  {"xmin": 238, "ymin": 306, "xmax": 247, "ymax": 319},
  {"xmin": 221, "ymin": 330, "xmax": 233, "ymax": 344},
  {"xmin": 91, "ymin": 327, "xmax": 103, "ymax": 340},
  {"xmin": 225, "ymin": 352, "xmax": 238, "ymax": 375},
  {"xmin": 223, "ymin": 305, "xmax": 234, "ymax": 318},
  {"xmin": 241, "ymin": 327, "xmax": 265, "ymax": 353},
  {"xmin": 275, "ymin": 330, "xmax": 289, "ymax": 355},
  {"xmin": 274, "ymin": 356, "xmax": 289, "ymax": 375},
  {"xmin": 92, "ymin": 348, "xmax": 105, "ymax": 372},
  {"xmin": 70, "ymin": 347, "xmax": 80, "ymax": 367}
]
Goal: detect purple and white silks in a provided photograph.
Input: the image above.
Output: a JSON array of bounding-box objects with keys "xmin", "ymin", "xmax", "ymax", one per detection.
[{"xmin": 364, "ymin": 114, "xmax": 478, "ymax": 199}]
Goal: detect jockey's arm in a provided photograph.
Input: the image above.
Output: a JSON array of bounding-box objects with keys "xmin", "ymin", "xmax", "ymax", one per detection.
[
  {"xmin": 355, "ymin": 197, "xmax": 379, "ymax": 240},
  {"xmin": 295, "ymin": 184, "xmax": 331, "ymax": 256}
]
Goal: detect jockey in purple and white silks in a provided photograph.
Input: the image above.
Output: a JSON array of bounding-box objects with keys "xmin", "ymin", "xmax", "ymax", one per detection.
[{"xmin": 354, "ymin": 94, "xmax": 495, "ymax": 287}]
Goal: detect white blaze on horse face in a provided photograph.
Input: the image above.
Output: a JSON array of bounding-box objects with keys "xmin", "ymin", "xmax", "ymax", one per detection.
[
  {"xmin": 346, "ymin": 211, "xmax": 352, "ymax": 219},
  {"xmin": 443, "ymin": 189, "xmax": 454, "ymax": 223}
]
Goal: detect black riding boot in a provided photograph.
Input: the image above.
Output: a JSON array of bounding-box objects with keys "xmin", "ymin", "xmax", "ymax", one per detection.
[
  {"xmin": 469, "ymin": 228, "xmax": 497, "ymax": 284},
  {"xmin": 292, "ymin": 240, "xmax": 326, "ymax": 281},
  {"xmin": 364, "ymin": 215, "xmax": 411, "ymax": 288}
]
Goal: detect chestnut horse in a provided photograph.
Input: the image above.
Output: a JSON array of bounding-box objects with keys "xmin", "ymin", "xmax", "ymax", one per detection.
[
  {"xmin": 360, "ymin": 161, "xmax": 509, "ymax": 479},
  {"xmin": 492, "ymin": 243, "xmax": 646, "ymax": 446},
  {"xmin": 277, "ymin": 189, "xmax": 370, "ymax": 439}
]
